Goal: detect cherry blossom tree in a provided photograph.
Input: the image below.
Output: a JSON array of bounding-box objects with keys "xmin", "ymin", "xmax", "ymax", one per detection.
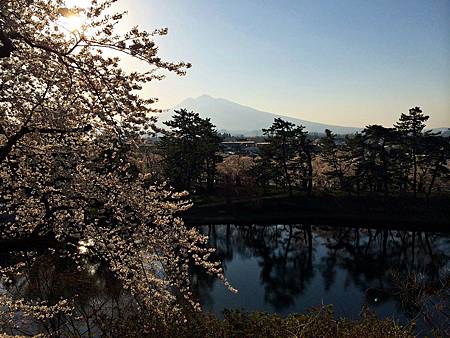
[{"xmin": 0, "ymin": 0, "xmax": 229, "ymax": 335}]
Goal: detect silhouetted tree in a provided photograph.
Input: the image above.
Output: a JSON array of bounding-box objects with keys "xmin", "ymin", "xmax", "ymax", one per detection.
[
  {"xmin": 251, "ymin": 155, "xmax": 276, "ymax": 193},
  {"xmin": 395, "ymin": 107, "xmax": 429, "ymax": 196},
  {"xmin": 421, "ymin": 133, "xmax": 450, "ymax": 198},
  {"xmin": 260, "ymin": 119, "xmax": 316, "ymax": 196},
  {"xmin": 360, "ymin": 125, "xmax": 397, "ymax": 195},
  {"xmin": 158, "ymin": 109, "xmax": 221, "ymax": 191},
  {"xmin": 262, "ymin": 118, "xmax": 297, "ymax": 196},
  {"xmin": 293, "ymin": 125, "xmax": 315, "ymax": 195},
  {"xmin": 342, "ymin": 133, "xmax": 365, "ymax": 194},
  {"xmin": 319, "ymin": 129, "xmax": 348, "ymax": 191}
]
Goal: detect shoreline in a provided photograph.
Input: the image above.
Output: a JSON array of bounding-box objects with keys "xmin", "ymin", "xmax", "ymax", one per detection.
[{"xmin": 183, "ymin": 194, "xmax": 450, "ymax": 232}]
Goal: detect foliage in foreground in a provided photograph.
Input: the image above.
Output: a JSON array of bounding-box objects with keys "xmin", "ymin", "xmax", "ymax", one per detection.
[
  {"xmin": 167, "ymin": 307, "xmax": 415, "ymax": 338},
  {"xmin": 0, "ymin": 308, "xmax": 416, "ymax": 338}
]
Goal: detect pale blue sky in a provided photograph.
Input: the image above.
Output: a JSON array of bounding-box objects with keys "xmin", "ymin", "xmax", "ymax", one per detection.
[{"xmin": 119, "ymin": 0, "xmax": 449, "ymax": 127}]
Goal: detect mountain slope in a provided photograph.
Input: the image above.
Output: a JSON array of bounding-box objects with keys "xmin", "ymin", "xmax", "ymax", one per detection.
[{"xmin": 158, "ymin": 95, "xmax": 362, "ymax": 135}]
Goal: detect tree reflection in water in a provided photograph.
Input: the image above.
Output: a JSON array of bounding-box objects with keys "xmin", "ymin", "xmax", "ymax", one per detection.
[
  {"xmin": 0, "ymin": 226, "xmax": 448, "ymax": 336},
  {"xmin": 0, "ymin": 251, "xmax": 136, "ymax": 337},
  {"xmin": 191, "ymin": 224, "xmax": 449, "ymax": 334}
]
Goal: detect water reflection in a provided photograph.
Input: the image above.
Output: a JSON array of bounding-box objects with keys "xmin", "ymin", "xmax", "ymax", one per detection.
[
  {"xmin": 0, "ymin": 252, "xmax": 135, "ymax": 337},
  {"xmin": 192, "ymin": 225, "xmax": 450, "ymax": 333},
  {"xmin": 0, "ymin": 225, "xmax": 448, "ymax": 336}
]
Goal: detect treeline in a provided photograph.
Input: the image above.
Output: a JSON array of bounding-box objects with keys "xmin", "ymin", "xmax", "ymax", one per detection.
[
  {"xmin": 141, "ymin": 107, "xmax": 449, "ymax": 198},
  {"xmin": 255, "ymin": 107, "xmax": 449, "ymax": 198}
]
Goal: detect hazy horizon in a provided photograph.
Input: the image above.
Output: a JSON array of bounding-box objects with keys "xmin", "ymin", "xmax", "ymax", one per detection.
[
  {"xmin": 118, "ymin": 0, "xmax": 450, "ymax": 128},
  {"xmin": 170, "ymin": 94, "xmax": 450, "ymax": 130}
]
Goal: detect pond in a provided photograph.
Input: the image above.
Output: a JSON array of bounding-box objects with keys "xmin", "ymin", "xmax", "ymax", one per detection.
[
  {"xmin": 191, "ymin": 224, "xmax": 450, "ymax": 335},
  {"xmin": 0, "ymin": 224, "xmax": 448, "ymax": 336}
]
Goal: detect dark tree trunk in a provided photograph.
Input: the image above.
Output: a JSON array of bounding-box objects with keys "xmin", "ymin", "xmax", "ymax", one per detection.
[
  {"xmin": 413, "ymin": 150, "xmax": 417, "ymax": 198},
  {"xmin": 281, "ymin": 139, "xmax": 293, "ymax": 197},
  {"xmin": 426, "ymin": 153, "xmax": 443, "ymax": 200},
  {"xmin": 306, "ymin": 151, "xmax": 313, "ymax": 195}
]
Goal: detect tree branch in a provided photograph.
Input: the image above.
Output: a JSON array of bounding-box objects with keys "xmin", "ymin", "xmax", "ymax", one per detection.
[{"xmin": 0, "ymin": 124, "xmax": 92, "ymax": 163}]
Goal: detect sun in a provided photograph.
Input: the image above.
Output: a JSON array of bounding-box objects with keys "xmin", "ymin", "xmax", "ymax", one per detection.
[
  {"xmin": 62, "ymin": 13, "xmax": 85, "ymax": 32},
  {"xmin": 58, "ymin": 1, "xmax": 91, "ymax": 34}
]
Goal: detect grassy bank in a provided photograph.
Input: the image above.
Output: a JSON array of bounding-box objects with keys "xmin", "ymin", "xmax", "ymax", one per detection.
[
  {"xmin": 165, "ymin": 307, "xmax": 415, "ymax": 338},
  {"xmin": 184, "ymin": 193, "xmax": 450, "ymax": 231}
]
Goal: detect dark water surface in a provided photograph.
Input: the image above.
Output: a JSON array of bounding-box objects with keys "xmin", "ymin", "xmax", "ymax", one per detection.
[
  {"xmin": 1, "ymin": 224, "xmax": 448, "ymax": 336},
  {"xmin": 191, "ymin": 224, "xmax": 450, "ymax": 334}
]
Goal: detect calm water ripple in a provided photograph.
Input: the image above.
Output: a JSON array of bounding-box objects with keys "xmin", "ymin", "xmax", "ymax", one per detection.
[{"xmin": 191, "ymin": 224, "xmax": 450, "ymax": 336}]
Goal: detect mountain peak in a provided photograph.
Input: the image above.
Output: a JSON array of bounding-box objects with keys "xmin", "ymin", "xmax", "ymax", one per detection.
[
  {"xmin": 164, "ymin": 96, "xmax": 362, "ymax": 136},
  {"xmin": 196, "ymin": 94, "xmax": 214, "ymax": 100}
]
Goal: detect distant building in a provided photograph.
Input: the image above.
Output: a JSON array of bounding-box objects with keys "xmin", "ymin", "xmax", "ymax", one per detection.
[{"xmin": 221, "ymin": 141, "xmax": 260, "ymax": 156}]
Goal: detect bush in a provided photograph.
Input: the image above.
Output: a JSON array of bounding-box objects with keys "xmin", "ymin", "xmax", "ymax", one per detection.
[{"xmin": 168, "ymin": 306, "xmax": 415, "ymax": 338}]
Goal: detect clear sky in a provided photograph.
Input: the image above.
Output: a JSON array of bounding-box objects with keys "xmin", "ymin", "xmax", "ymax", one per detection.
[{"xmin": 118, "ymin": 0, "xmax": 450, "ymax": 128}]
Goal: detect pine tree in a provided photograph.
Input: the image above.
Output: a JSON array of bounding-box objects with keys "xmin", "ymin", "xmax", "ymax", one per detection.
[
  {"xmin": 395, "ymin": 107, "xmax": 429, "ymax": 196},
  {"xmin": 159, "ymin": 109, "xmax": 221, "ymax": 191}
]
